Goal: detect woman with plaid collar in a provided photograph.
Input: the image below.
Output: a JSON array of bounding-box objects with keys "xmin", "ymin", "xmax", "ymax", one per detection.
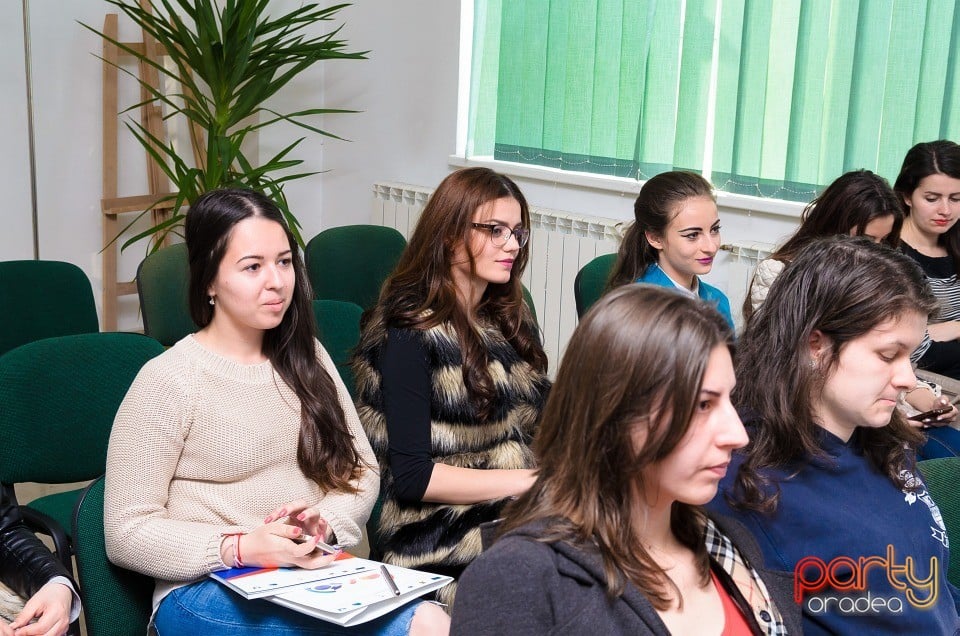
[{"xmin": 452, "ymin": 285, "xmax": 798, "ymax": 635}]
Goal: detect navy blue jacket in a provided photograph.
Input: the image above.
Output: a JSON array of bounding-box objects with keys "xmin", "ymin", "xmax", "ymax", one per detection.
[{"xmin": 709, "ymin": 426, "xmax": 960, "ymax": 635}]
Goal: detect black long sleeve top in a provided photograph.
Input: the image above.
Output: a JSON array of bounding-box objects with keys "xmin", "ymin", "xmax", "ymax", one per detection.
[{"xmin": 379, "ymin": 327, "xmax": 437, "ymax": 502}]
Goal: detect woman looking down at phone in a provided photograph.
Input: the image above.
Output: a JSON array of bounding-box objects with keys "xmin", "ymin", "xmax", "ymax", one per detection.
[
  {"xmin": 896, "ymin": 140, "xmax": 960, "ymax": 381},
  {"xmin": 452, "ymin": 285, "xmax": 800, "ymax": 635},
  {"xmin": 709, "ymin": 236, "xmax": 960, "ymax": 634},
  {"xmin": 104, "ymin": 189, "xmax": 448, "ymax": 635},
  {"xmin": 742, "ymin": 169, "xmax": 903, "ymax": 323}
]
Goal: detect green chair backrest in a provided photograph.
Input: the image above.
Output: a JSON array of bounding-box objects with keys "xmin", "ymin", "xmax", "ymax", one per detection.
[
  {"xmin": 521, "ymin": 283, "xmax": 538, "ymax": 327},
  {"xmin": 72, "ymin": 476, "xmax": 153, "ymax": 636},
  {"xmin": 312, "ymin": 299, "xmax": 364, "ymax": 398},
  {"xmin": 0, "ymin": 332, "xmax": 165, "ymax": 484},
  {"xmin": 137, "ymin": 243, "xmax": 197, "ymax": 346},
  {"xmin": 918, "ymin": 457, "xmax": 960, "ymax": 587},
  {"xmin": 574, "ymin": 253, "xmax": 617, "ymax": 318},
  {"xmin": 305, "ymin": 225, "xmax": 406, "ymax": 310},
  {"xmin": 0, "ymin": 260, "xmax": 99, "ymax": 356}
]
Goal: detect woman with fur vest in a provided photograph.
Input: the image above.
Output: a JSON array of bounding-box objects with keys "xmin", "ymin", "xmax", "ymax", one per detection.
[{"xmin": 353, "ymin": 167, "xmax": 551, "ymax": 607}]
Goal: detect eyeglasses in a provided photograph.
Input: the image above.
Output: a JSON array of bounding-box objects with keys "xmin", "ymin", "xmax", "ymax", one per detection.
[{"xmin": 471, "ymin": 223, "xmax": 530, "ymax": 248}]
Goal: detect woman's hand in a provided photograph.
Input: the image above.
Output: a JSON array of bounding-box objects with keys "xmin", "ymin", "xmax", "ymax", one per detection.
[
  {"xmin": 234, "ymin": 522, "xmax": 339, "ymax": 570},
  {"xmin": 913, "ymin": 396, "xmax": 958, "ymax": 429},
  {"xmin": 263, "ymin": 500, "xmax": 333, "ymax": 543},
  {"xmin": 7, "ymin": 581, "xmax": 73, "ymax": 636},
  {"xmin": 927, "ymin": 320, "xmax": 960, "ymax": 343}
]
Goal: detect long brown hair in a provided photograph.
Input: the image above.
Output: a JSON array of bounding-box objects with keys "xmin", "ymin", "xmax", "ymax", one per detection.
[
  {"xmin": 186, "ymin": 188, "xmax": 362, "ymax": 493},
  {"xmin": 501, "ymin": 284, "xmax": 732, "ymax": 608},
  {"xmin": 361, "ymin": 168, "xmax": 547, "ymax": 417},
  {"xmin": 731, "ymin": 236, "xmax": 934, "ymax": 512},
  {"xmin": 742, "ymin": 170, "xmax": 904, "ymax": 323},
  {"xmin": 608, "ymin": 171, "xmax": 716, "ymax": 290},
  {"xmin": 894, "ymin": 140, "xmax": 960, "ymax": 273}
]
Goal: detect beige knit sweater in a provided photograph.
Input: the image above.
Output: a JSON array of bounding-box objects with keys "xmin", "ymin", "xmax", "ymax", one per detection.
[{"xmin": 104, "ymin": 335, "xmax": 379, "ymax": 609}]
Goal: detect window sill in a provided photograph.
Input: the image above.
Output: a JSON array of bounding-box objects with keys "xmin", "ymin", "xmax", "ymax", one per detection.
[{"xmin": 448, "ymin": 155, "xmax": 806, "ymax": 220}]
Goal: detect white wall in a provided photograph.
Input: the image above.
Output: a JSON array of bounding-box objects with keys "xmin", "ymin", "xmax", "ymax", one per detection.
[
  {"xmin": 0, "ymin": 2, "xmax": 35, "ymax": 261},
  {"xmin": 2, "ymin": 1, "xmax": 159, "ymax": 330},
  {"xmin": 316, "ymin": 1, "xmax": 464, "ymax": 234}
]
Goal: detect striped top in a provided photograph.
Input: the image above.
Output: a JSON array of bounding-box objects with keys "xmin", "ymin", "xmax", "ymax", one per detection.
[{"xmin": 901, "ymin": 242, "xmax": 960, "ymax": 361}]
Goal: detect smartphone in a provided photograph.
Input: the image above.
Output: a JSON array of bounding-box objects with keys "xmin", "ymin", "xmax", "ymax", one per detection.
[
  {"xmin": 909, "ymin": 406, "xmax": 951, "ymax": 421},
  {"xmin": 292, "ymin": 534, "xmax": 341, "ymax": 554}
]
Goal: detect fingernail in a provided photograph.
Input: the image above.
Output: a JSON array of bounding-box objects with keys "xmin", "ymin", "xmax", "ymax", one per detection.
[
  {"xmin": 293, "ymin": 527, "xmax": 302, "ymax": 536},
  {"xmin": 297, "ymin": 513, "xmax": 306, "ymax": 521}
]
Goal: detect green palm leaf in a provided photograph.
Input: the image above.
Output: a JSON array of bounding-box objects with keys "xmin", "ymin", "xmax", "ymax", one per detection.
[{"xmin": 82, "ymin": 0, "xmax": 364, "ymax": 253}]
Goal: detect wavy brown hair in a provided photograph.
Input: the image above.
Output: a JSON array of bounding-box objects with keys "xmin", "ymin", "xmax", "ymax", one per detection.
[
  {"xmin": 501, "ymin": 284, "xmax": 732, "ymax": 609},
  {"xmin": 743, "ymin": 170, "xmax": 904, "ymax": 322},
  {"xmin": 361, "ymin": 168, "xmax": 547, "ymax": 417},
  {"xmin": 608, "ymin": 171, "xmax": 716, "ymax": 290},
  {"xmin": 186, "ymin": 188, "xmax": 363, "ymax": 493},
  {"xmin": 894, "ymin": 140, "xmax": 960, "ymax": 274},
  {"xmin": 731, "ymin": 236, "xmax": 934, "ymax": 513}
]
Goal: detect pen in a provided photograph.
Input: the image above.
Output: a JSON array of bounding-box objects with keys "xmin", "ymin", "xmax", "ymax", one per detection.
[{"xmin": 380, "ymin": 565, "xmax": 401, "ymax": 596}]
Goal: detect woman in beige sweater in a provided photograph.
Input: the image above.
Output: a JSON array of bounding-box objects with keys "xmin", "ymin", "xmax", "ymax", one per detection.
[{"xmin": 104, "ymin": 189, "xmax": 447, "ymax": 635}]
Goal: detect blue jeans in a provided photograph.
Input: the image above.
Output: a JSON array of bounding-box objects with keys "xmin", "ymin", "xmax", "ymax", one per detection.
[
  {"xmin": 153, "ymin": 579, "xmax": 421, "ymax": 636},
  {"xmin": 920, "ymin": 426, "xmax": 960, "ymax": 460}
]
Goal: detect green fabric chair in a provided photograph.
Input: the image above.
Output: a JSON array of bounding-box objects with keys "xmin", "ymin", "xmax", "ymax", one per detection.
[
  {"xmin": 305, "ymin": 225, "xmax": 406, "ymax": 310},
  {"xmin": 0, "ymin": 332, "xmax": 165, "ymax": 567},
  {"xmin": 137, "ymin": 242, "xmax": 197, "ymax": 346},
  {"xmin": 573, "ymin": 253, "xmax": 617, "ymax": 318},
  {"xmin": 312, "ymin": 299, "xmax": 364, "ymax": 399},
  {"xmin": 310, "ymin": 299, "xmax": 380, "ymax": 554},
  {"xmin": 918, "ymin": 457, "xmax": 960, "ymax": 586},
  {"xmin": 72, "ymin": 476, "xmax": 153, "ymax": 636},
  {"xmin": 0, "ymin": 260, "xmax": 99, "ymax": 356}
]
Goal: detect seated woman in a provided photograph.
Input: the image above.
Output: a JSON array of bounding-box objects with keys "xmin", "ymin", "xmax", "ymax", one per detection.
[
  {"xmin": 710, "ymin": 236, "xmax": 960, "ymax": 634},
  {"xmin": 353, "ymin": 167, "xmax": 551, "ymax": 606},
  {"xmin": 896, "ymin": 140, "xmax": 960, "ymax": 381},
  {"xmin": 452, "ymin": 285, "xmax": 800, "ymax": 634},
  {"xmin": 105, "ymin": 189, "xmax": 447, "ymax": 635},
  {"xmin": 744, "ymin": 169, "xmax": 903, "ymax": 321},
  {"xmin": 740, "ymin": 169, "xmax": 955, "ymax": 448},
  {"xmin": 0, "ymin": 487, "xmax": 79, "ymax": 636},
  {"xmin": 607, "ymin": 171, "xmax": 734, "ymax": 330}
]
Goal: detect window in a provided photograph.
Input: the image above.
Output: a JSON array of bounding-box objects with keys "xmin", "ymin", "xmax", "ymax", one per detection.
[{"xmin": 466, "ymin": 0, "xmax": 960, "ymax": 201}]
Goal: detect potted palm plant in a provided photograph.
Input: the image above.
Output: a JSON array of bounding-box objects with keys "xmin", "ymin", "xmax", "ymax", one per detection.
[{"xmin": 86, "ymin": 0, "xmax": 365, "ymax": 250}]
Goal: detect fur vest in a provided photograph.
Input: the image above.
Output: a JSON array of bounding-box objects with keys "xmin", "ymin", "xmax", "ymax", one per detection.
[{"xmin": 353, "ymin": 318, "xmax": 550, "ymax": 606}]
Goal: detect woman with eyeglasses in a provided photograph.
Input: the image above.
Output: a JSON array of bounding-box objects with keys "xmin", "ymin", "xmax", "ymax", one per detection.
[
  {"xmin": 608, "ymin": 171, "xmax": 734, "ymax": 330},
  {"xmin": 353, "ymin": 167, "xmax": 551, "ymax": 607}
]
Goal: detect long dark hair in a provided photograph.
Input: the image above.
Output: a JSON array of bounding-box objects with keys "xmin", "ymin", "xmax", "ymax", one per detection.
[
  {"xmin": 743, "ymin": 169, "xmax": 903, "ymax": 322},
  {"xmin": 186, "ymin": 188, "xmax": 362, "ymax": 493},
  {"xmin": 360, "ymin": 168, "xmax": 546, "ymax": 417},
  {"xmin": 894, "ymin": 140, "xmax": 960, "ymax": 273},
  {"xmin": 501, "ymin": 284, "xmax": 732, "ymax": 608},
  {"xmin": 608, "ymin": 171, "xmax": 715, "ymax": 289},
  {"xmin": 732, "ymin": 236, "xmax": 934, "ymax": 512}
]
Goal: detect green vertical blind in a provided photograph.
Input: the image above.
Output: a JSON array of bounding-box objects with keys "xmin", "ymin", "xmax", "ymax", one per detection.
[{"xmin": 468, "ymin": 0, "xmax": 960, "ymax": 202}]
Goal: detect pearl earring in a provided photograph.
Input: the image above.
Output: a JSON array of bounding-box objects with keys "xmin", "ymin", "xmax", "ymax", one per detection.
[{"xmin": 209, "ymin": 296, "xmax": 215, "ymax": 306}]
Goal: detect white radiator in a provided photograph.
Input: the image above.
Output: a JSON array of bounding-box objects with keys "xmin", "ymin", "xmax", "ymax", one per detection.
[{"xmin": 371, "ymin": 182, "xmax": 773, "ymax": 371}]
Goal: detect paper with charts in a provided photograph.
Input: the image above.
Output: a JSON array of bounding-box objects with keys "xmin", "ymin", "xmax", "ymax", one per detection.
[{"xmin": 210, "ymin": 554, "xmax": 451, "ymax": 626}]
